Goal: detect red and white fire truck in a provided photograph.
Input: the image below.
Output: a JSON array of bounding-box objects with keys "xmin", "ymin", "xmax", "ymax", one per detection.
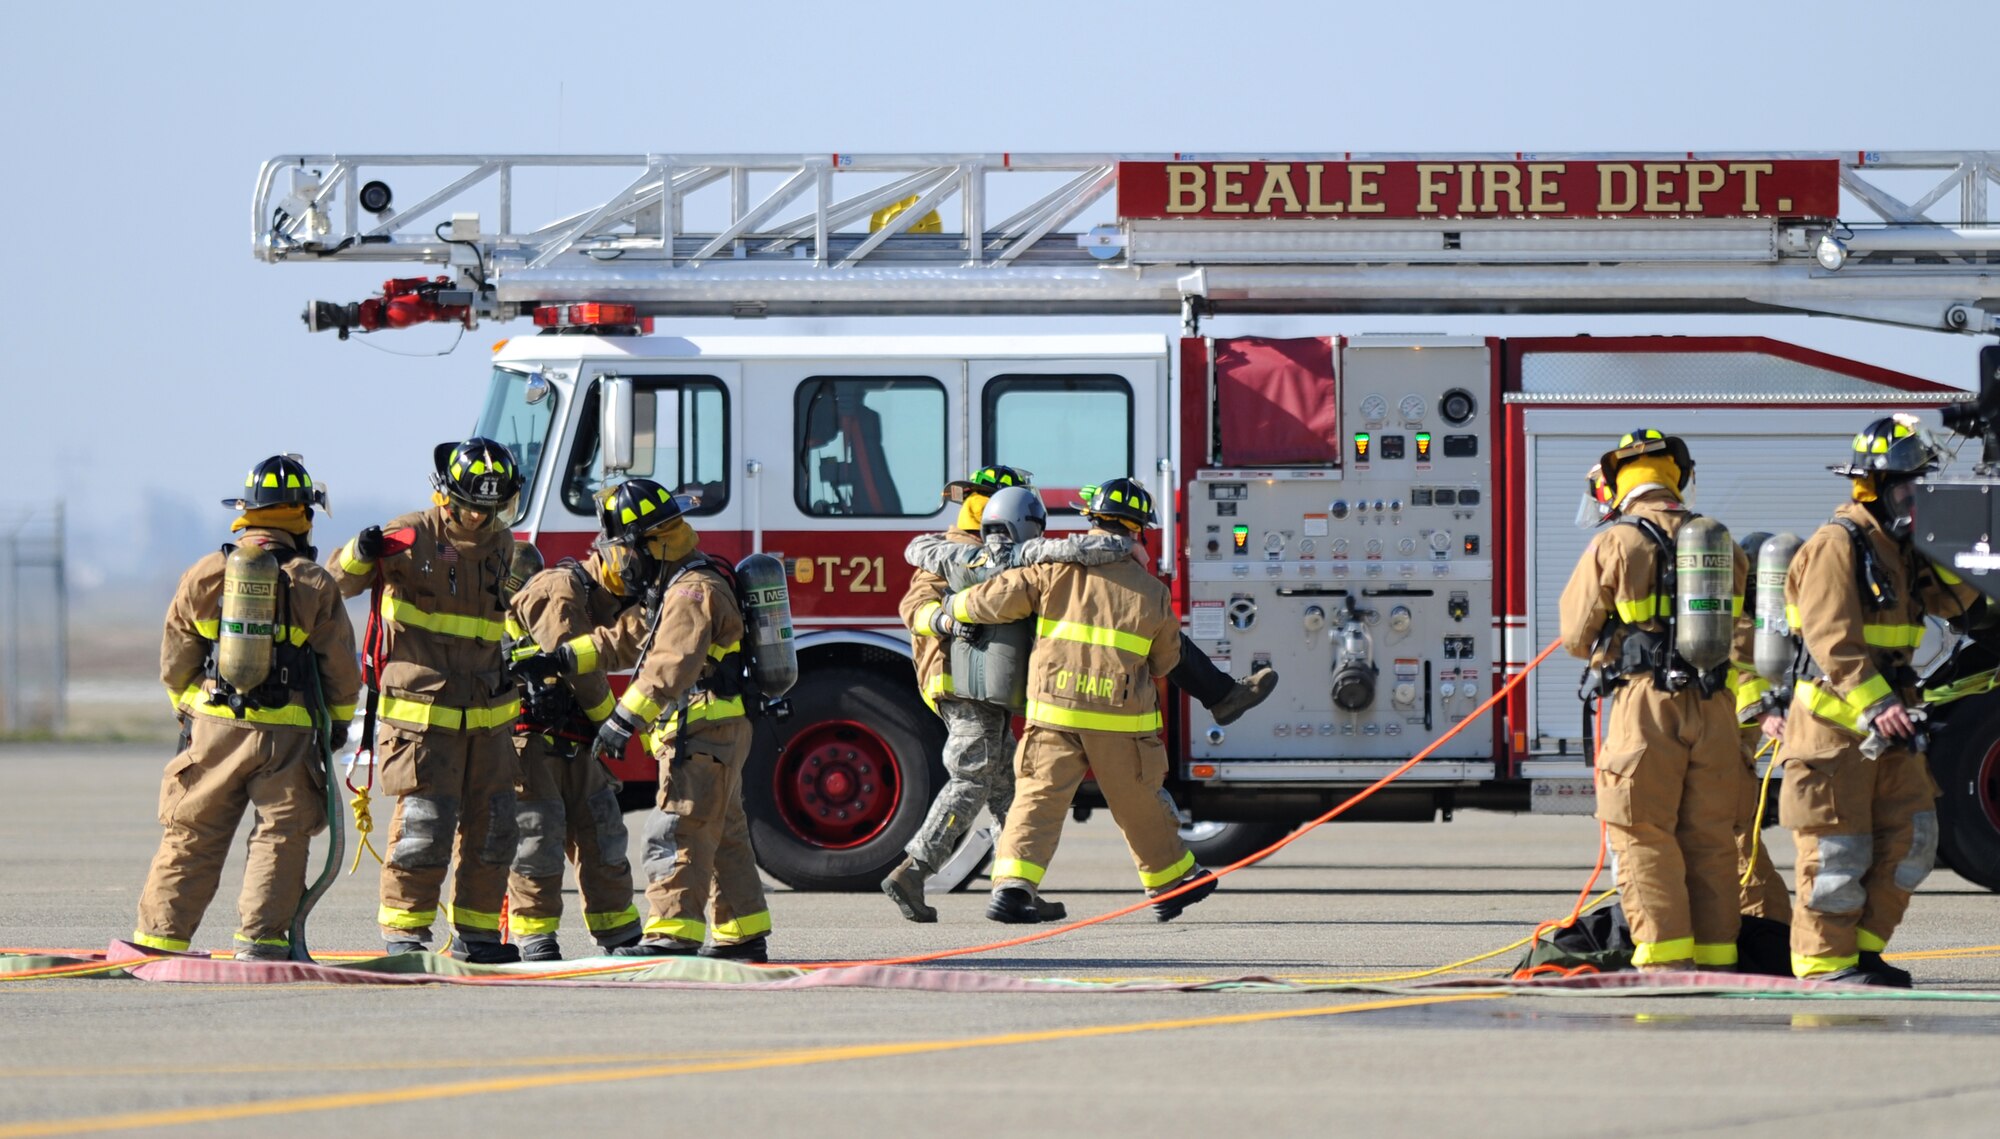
[{"xmin": 254, "ymin": 151, "xmax": 2000, "ymax": 891}]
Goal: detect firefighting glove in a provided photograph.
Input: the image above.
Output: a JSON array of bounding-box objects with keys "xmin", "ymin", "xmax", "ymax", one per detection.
[
  {"xmin": 929, "ymin": 599, "xmax": 988, "ymax": 647},
  {"xmin": 327, "ymin": 719, "xmax": 351, "ymax": 753},
  {"xmin": 354, "ymin": 525, "xmax": 386, "ymax": 561},
  {"xmin": 595, "ymin": 707, "xmax": 642, "ymax": 759},
  {"xmin": 509, "ymin": 643, "xmax": 578, "ymax": 684},
  {"xmin": 520, "ymin": 679, "xmax": 568, "ymax": 725}
]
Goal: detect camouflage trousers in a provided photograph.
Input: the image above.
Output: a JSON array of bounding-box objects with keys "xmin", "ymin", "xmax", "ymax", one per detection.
[{"xmin": 906, "ymin": 699, "xmax": 1014, "ymax": 869}]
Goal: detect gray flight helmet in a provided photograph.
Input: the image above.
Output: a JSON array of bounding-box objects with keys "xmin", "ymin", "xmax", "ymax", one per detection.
[{"xmin": 981, "ymin": 486, "xmax": 1047, "ymax": 546}]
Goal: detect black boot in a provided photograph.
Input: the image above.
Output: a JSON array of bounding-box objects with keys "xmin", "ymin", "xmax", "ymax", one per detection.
[
  {"xmin": 882, "ymin": 856, "xmax": 938, "ymax": 923},
  {"xmin": 1859, "ymin": 951, "xmax": 1914, "ymax": 989},
  {"xmin": 516, "ymin": 934, "xmax": 562, "ymax": 963},
  {"xmin": 1816, "ymin": 965, "xmax": 1898, "ymax": 986},
  {"xmin": 1207, "ymin": 668, "xmax": 1280, "ymax": 727},
  {"xmin": 382, "ymin": 939, "xmax": 426, "ymax": 957},
  {"xmin": 700, "ymin": 935, "xmax": 770, "ymax": 964},
  {"xmin": 986, "ymin": 887, "xmax": 1047, "ymax": 924},
  {"xmin": 1149, "ymin": 868, "xmax": 1218, "ymax": 922},
  {"xmin": 612, "ymin": 937, "xmax": 702, "ymax": 958},
  {"xmin": 449, "ymin": 938, "xmax": 521, "ymax": 965},
  {"xmin": 1032, "ymin": 896, "xmax": 1068, "ymax": 921}
]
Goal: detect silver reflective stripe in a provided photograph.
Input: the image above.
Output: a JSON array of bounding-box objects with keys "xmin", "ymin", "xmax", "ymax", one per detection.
[
  {"xmin": 642, "ymin": 809, "xmax": 681, "ymax": 885},
  {"xmin": 479, "ymin": 792, "xmax": 519, "ymax": 866},
  {"xmin": 512, "ymin": 799, "xmax": 567, "ymax": 878},
  {"xmin": 1808, "ymin": 833, "xmax": 1872, "ymax": 914},
  {"xmin": 390, "ymin": 795, "xmax": 457, "ymax": 869},
  {"xmin": 1896, "ymin": 811, "xmax": 1939, "ymax": 891},
  {"xmin": 586, "ymin": 784, "xmax": 631, "ymax": 868}
]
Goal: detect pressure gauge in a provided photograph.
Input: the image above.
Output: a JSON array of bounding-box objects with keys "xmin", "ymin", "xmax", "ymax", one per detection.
[
  {"xmin": 1365, "ymin": 537, "xmax": 1384, "ymax": 556},
  {"xmin": 1399, "ymin": 394, "xmax": 1426, "ymax": 422},
  {"xmin": 1263, "ymin": 532, "xmax": 1286, "ymax": 556},
  {"xmin": 1398, "ymin": 536, "xmax": 1417, "ymax": 555},
  {"xmin": 1360, "ymin": 394, "xmax": 1388, "ymax": 423},
  {"xmin": 1330, "ymin": 538, "xmax": 1349, "ymax": 556},
  {"xmin": 1429, "ymin": 529, "xmax": 1453, "ymax": 553},
  {"xmin": 1299, "ymin": 538, "xmax": 1316, "ymax": 557}
]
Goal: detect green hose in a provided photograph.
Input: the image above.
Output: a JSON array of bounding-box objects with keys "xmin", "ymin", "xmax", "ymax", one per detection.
[{"xmin": 288, "ymin": 651, "xmax": 347, "ymax": 963}]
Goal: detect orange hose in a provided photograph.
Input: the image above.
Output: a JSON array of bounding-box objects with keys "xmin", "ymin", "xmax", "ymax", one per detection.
[{"xmin": 1511, "ymin": 694, "xmax": 1611, "ymax": 980}]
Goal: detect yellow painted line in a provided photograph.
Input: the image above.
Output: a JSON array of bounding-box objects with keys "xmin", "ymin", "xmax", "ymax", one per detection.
[
  {"xmin": 0, "ymin": 1051, "xmax": 772, "ymax": 1080},
  {"xmin": 1883, "ymin": 944, "xmax": 2000, "ymax": 961},
  {"xmin": 0, "ymin": 993, "xmax": 1502, "ymax": 1138}
]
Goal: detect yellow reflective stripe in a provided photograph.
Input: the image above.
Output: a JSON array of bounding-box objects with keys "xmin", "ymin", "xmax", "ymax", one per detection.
[
  {"xmin": 991, "ymin": 858, "xmax": 1045, "ymax": 885},
  {"xmin": 619, "ymin": 687, "xmax": 663, "ymax": 723},
  {"xmin": 377, "ymin": 906, "xmax": 436, "ymax": 930},
  {"xmin": 1793, "ymin": 951, "xmax": 1860, "ymax": 977},
  {"xmin": 1850, "ymin": 671, "xmax": 1894, "ymax": 709},
  {"xmin": 1924, "ymin": 669, "xmax": 2000, "ymax": 708},
  {"xmin": 199, "ymin": 618, "xmax": 311, "ymax": 647},
  {"xmin": 1794, "ymin": 680, "xmax": 1870, "ymax": 734},
  {"xmin": 338, "ymin": 540, "xmax": 375, "ymax": 577},
  {"xmin": 1631, "ymin": 936, "xmax": 1695, "ymax": 966},
  {"xmin": 1785, "ymin": 603, "xmax": 1803, "ymax": 629},
  {"xmin": 951, "ymin": 592, "xmax": 975, "ymax": 624},
  {"xmin": 1693, "ymin": 942, "xmax": 1739, "ymax": 966},
  {"xmin": 1614, "ymin": 595, "xmax": 1668, "ymax": 624},
  {"xmin": 233, "ymin": 934, "xmax": 289, "ymax": 947},
  {"xmin": 1933, "ymin": 562, "xmax": 1964, "ymax": 586},
  {"xmin": 558, "ymin": 635, "xmax": 596, "ymax": 674},
  {"xmin": 504, "ymin": 616, "xmax": 528, "ymax": 639},
  {"xmin": 641, "ymin": 916, "xmax": 706, "ymax": 941},
  {"xmin": 1139, "ymin": 850, "xmax": 1197, "ymax": 889},
  {"xmin": 1035, "ymin": 617, "xmax": 1153, "ymax": 657},
  {"xmin": 330, "ymin": 702, "xmax": 356, "ymax": 721},
  {"xmin": 194, "ymin": 618, "xmax": 220, "ymax": 639},
  {"xmin": 508, "ymin": 913, "xmax": 562, "ymax": 936},
  {"xmin": 449, "ymin": 907, "xmax": 502, "ymax": 931},
  {"xmin": 582, "ymin": 690, "xmax": 616, "ymax": 723},
  {"xmin": 711, "ymin": 910, "xmax": 772, "ymax": 941},
  {"xmin": 1857, "ymin": 928, "xmax": 1889, "ymax": 952},
  {"xmin": 176, "ymin": 684, "xmax": 316, "ymax": 727},
  {"xmin": 646, "ymin": 696, "xmax": 749, "ymax": 745},
  {"xmin": 380, "ymin": 596, "xmax": 507, "ymax": 642},
  {"xmin": 1025, "ymin": 698, "xmax": 1162, "ymax": 733},
  {"xmin": 1862, "ymin": 624, "xmax": 1923, "ymax": 649},
  {"xmin": 913, "ymin": 601, "xmax": 942, "ymax": 636},
  {"xmin": 585, "ymin": 906, "xmax": 641, "ymax": 932},
  {"xmin": 131, "ymin": 932, "xmax": 189, "ymax": 952},
  {"xmin": 1733, "ymin": 669, "xmax": 1772, "ymax": 716},
  {"xmin": 377, "ymin": 697, "xmax": 522, "ymax": 732},
  {"xmin": 1730, "ymin": 595, "xmax": 1745, "ymax": 617},
  {"xmin": 708, "ymin": 640, "xmax": 740, "ymax": 662}
]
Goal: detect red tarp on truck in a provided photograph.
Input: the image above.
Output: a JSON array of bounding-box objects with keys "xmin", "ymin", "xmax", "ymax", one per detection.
[{"xmin": 1215, "ymin": 336, "xmax": 1339, "ymax": 465}]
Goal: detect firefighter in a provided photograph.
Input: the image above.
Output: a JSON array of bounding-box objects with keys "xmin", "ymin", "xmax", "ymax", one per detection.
[
  {"xmin": 526, "ymin": 480, "xmax": 770, "ymax": 961},
  {"xmin": 1730, "ymin": 532, "xmax": 1791, "ymax": 924},
  {"xmin": 1779, "ymin": 416, "xmax": 1979, "ymax": 985},
  {"xmin": 136, "ymin": 455, "xmax": 359, "ymax": 959},
  {"xmin": 500, "ymin": 538, "xmax": 644, "ymax": 961},
  {"xmin": 884, "ymin": 468, "xmax": 1277, "ymax": 923},
  {"xmin": 940, "ymin": 477, "xmax": 1216, "ymax": 924},
  {"xmin": 1559, "ymin": 429, "xmax": 1752, "ymax": 972},
  {"xmin": 330, "ymin": 438, "xmax": 526, "ymax": 963}
]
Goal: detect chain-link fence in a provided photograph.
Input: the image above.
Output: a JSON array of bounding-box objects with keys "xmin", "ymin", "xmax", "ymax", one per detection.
[{"xmin": 0, "ymin": 503, "xmax": 67, "ymax": 735}]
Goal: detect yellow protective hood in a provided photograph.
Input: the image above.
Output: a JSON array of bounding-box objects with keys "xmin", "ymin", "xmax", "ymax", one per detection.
[
  {"xmin": 1614, "ymin": 454, "xmax": 1683, "ymax": 507},
  {"xmin": 232, "ymin": 504, "xmax": 312, "ymax": 535},
  {"xmin": 956, "ymin": 492, "xmax": 990, "ymax": 533},
  {"xmin": 646, "ymin": 518, "xmax": 699, "ymax": 564}
]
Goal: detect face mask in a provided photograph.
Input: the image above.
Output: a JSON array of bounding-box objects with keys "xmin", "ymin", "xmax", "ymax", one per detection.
[{"xmin": 1883, "ymin": 479, "xmax": 1918, "ymax": 539}]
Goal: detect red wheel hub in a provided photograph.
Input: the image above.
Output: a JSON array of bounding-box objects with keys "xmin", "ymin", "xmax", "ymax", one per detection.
[{"xmin": 773, "ymin": 719, "xmax": 903, "ymax": 850}]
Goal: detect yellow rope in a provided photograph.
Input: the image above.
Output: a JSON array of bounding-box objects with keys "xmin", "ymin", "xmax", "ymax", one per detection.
[
  {"xmin": 347, "ymin": 788, "xmax": 385, "ymax": 874},
  {"xmin": 1740, "ymin": 736, "xmax": 1780, "ymax": 887}
]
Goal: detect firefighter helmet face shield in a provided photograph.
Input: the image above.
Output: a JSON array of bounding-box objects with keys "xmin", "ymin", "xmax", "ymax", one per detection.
[
  {"xmin": 432, "ymin": 438, "xmax": 523, "ymax": 530},
  {"xmin": 1878, "ymin": 475, "xmax": 1921, "ymax": 540},
  {"xmin": 945, "ymin": 464, "xmax": 1033, "ymax": 504},
  {"xmin": 1574, "ymin": 463, "xmax": 1616, "ymax": 529}
]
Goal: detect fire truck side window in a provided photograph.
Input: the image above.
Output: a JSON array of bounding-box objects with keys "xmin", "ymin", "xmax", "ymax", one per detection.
[
  {"xmin": 794, "ymin": 377, "xmax": 946, "ymax": 517},
  {"xmin": 982, "ymin": 375, "xmax": 1133, "ymax": 510},
  {"xmin": 561, "ymin": 377, "xmax": 729, "ymax": 516},
  {"xmin": 477, "ymin": 366, "xmax": 559, "ymax": 526}
]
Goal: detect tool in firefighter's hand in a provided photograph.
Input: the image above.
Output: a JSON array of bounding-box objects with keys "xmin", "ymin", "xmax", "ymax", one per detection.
[
  {"xmin": 518, "ymin": 679, "xmax": 572, "ymax": 727},
  {"xmin": 1863, "ymin": 703, "xmax": 1927, "ymax": 758},
  {"xmin": 508, "ymin": 645, "xmax": 574, "ymax": 687}
]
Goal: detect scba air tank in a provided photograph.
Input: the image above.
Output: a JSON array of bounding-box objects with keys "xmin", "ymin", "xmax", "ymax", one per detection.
[
  {"xmin": 951, "ymin": 617, "xmax": 1032, "ymax": 713},
  {"xmin": 217, "ymin": 543, "xmax": 280, "ymax": 691},
  {"xmin": 1753, "ymin": 533, "xmax": 1804, "ymax": 685},
  {"xmin": 1674, "ymin": 516, "xmax": 1736, "ymax": 671},
  {"xmin": 734, "ymin": 553, "xmax": 798, "ymax": 699}
]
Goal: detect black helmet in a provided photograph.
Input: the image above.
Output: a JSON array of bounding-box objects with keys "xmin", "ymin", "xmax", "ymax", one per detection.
[
  {"xmin": 945, "ymin": 464, "xmax": 1033, "ymax": 504},
  {"xmin": 223, "ymin": 454, "xmax": 328, "ymax": 512},
  {"xmin": 1599, "ymin": 428, "xmax": 1695, "ymax": 491},
  {"xmin": 1077, "ymin": 477, "xmax": 1158, "ymax": 529},
  {"xmin": 1831, "ymin": 416, "xmax": 1939, "ymax": 479},
  {"xmin": 981, "ymin": 485, "xmax": 1048, "ymax": 545},
  {"xmin": 431, "ymin": 437, "xmax": 523, "ymax": 510},
  {"xmin": 597, "ymin": 478, "xmax": 694, "ymax": 542}
]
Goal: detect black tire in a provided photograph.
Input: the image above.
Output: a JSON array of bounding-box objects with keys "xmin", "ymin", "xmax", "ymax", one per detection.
[
  {"xmin": 1929, "ymin": 691, "xmax": 2000, "ymax": 892},
  {"xmin": 1181, "ymin": 820, "xmax": 1296, "ymax": 867},
  {"xmin": 744, "ymin": 669, "xmax": 945, "ymax": 891}
]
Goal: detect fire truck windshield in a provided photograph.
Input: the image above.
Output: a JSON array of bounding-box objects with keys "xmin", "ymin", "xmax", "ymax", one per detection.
[{"xmin": 475, "ymin": 366, "xmax": 558, "ymax": 525}]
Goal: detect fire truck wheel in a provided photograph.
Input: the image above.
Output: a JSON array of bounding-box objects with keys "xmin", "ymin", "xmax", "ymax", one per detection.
[
  {"xmin": 1929, "ymin": 691, "xmax": 2000, "ymax": 893},
  {"xmin": 1179, "ymin": 820, "xmax": 1296, "ymax": 868},
  {"xmin": 745, "ymin": 670, "xmax": 945, "ymax": 891}
]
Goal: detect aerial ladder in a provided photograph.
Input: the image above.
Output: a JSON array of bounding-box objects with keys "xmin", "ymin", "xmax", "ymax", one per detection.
[{"xmin": 253, "ymin": 150, "xmax": 2000, "ymax": 336}]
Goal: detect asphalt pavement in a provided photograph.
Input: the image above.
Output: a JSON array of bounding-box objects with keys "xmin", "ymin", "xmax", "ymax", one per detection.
[{"xmin": 3, "ymin": 741, "xmax": 1998, "ymax": 1138}]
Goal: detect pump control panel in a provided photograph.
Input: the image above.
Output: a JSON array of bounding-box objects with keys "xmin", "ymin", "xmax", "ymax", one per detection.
[{"xmin": 1187, "ymin": 338, "xmax": 1493, "ymax": 761}]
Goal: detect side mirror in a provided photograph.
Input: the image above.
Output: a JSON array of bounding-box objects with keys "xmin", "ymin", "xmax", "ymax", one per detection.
[{"xmin": 600, "ymin": 375, "xmax": 635, "ymax": 474}]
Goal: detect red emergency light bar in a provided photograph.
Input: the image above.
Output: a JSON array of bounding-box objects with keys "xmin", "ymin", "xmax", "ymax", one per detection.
[{"xmin": 533, "ymin": 303, "xmax": 652, "ymax": 333}]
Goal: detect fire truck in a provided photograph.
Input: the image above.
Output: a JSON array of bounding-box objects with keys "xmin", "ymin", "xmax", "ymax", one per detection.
[{"xmin": 253, "ymin": 150, "xmax": 2000, "ymax": 892}]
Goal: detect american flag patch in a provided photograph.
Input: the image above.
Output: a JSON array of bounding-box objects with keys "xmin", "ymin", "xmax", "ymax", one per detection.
[{"xmin": 439, "ymin": 543, "xmax": 458, "ymax": 562}]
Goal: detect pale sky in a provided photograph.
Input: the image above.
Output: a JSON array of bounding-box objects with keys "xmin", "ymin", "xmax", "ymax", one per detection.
[{"xmin": 3, "ymin": 0, "xmax": 1990, "ymax": 590}]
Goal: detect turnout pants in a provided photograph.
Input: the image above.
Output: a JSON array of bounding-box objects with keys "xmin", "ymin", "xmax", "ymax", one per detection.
[
  {"xmin": 639, "ymin": 718, "xmax": 769, "ymax": 946},
  {"xmin": 1736, "ymin": 725, "xmax": 1791, "ymax": 922},
  {"xmin": 376, "ymin": 723, "xmax": 520, "ymax": 944},
  {"xmin": 906, "ymin": 698, "xmax": 1014, "ymax": 869},
  {"xmin": 134, "ymin": 717, "xmax": 326, "ymax": 952},
  {"xmin": 1778, "ymin": 712, "xmax": 1938, "ymax": 977},
  {"xmin": 1593, "ymin": 675, "xmax": 1741, "ymax": 967},
  {"xmin": 992, "ymin": 724, "xmax": 1194, "ymax": 894},
  {"xmin": 507, "ymin": 735, "xmax": 639, "ymax": 946}
]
